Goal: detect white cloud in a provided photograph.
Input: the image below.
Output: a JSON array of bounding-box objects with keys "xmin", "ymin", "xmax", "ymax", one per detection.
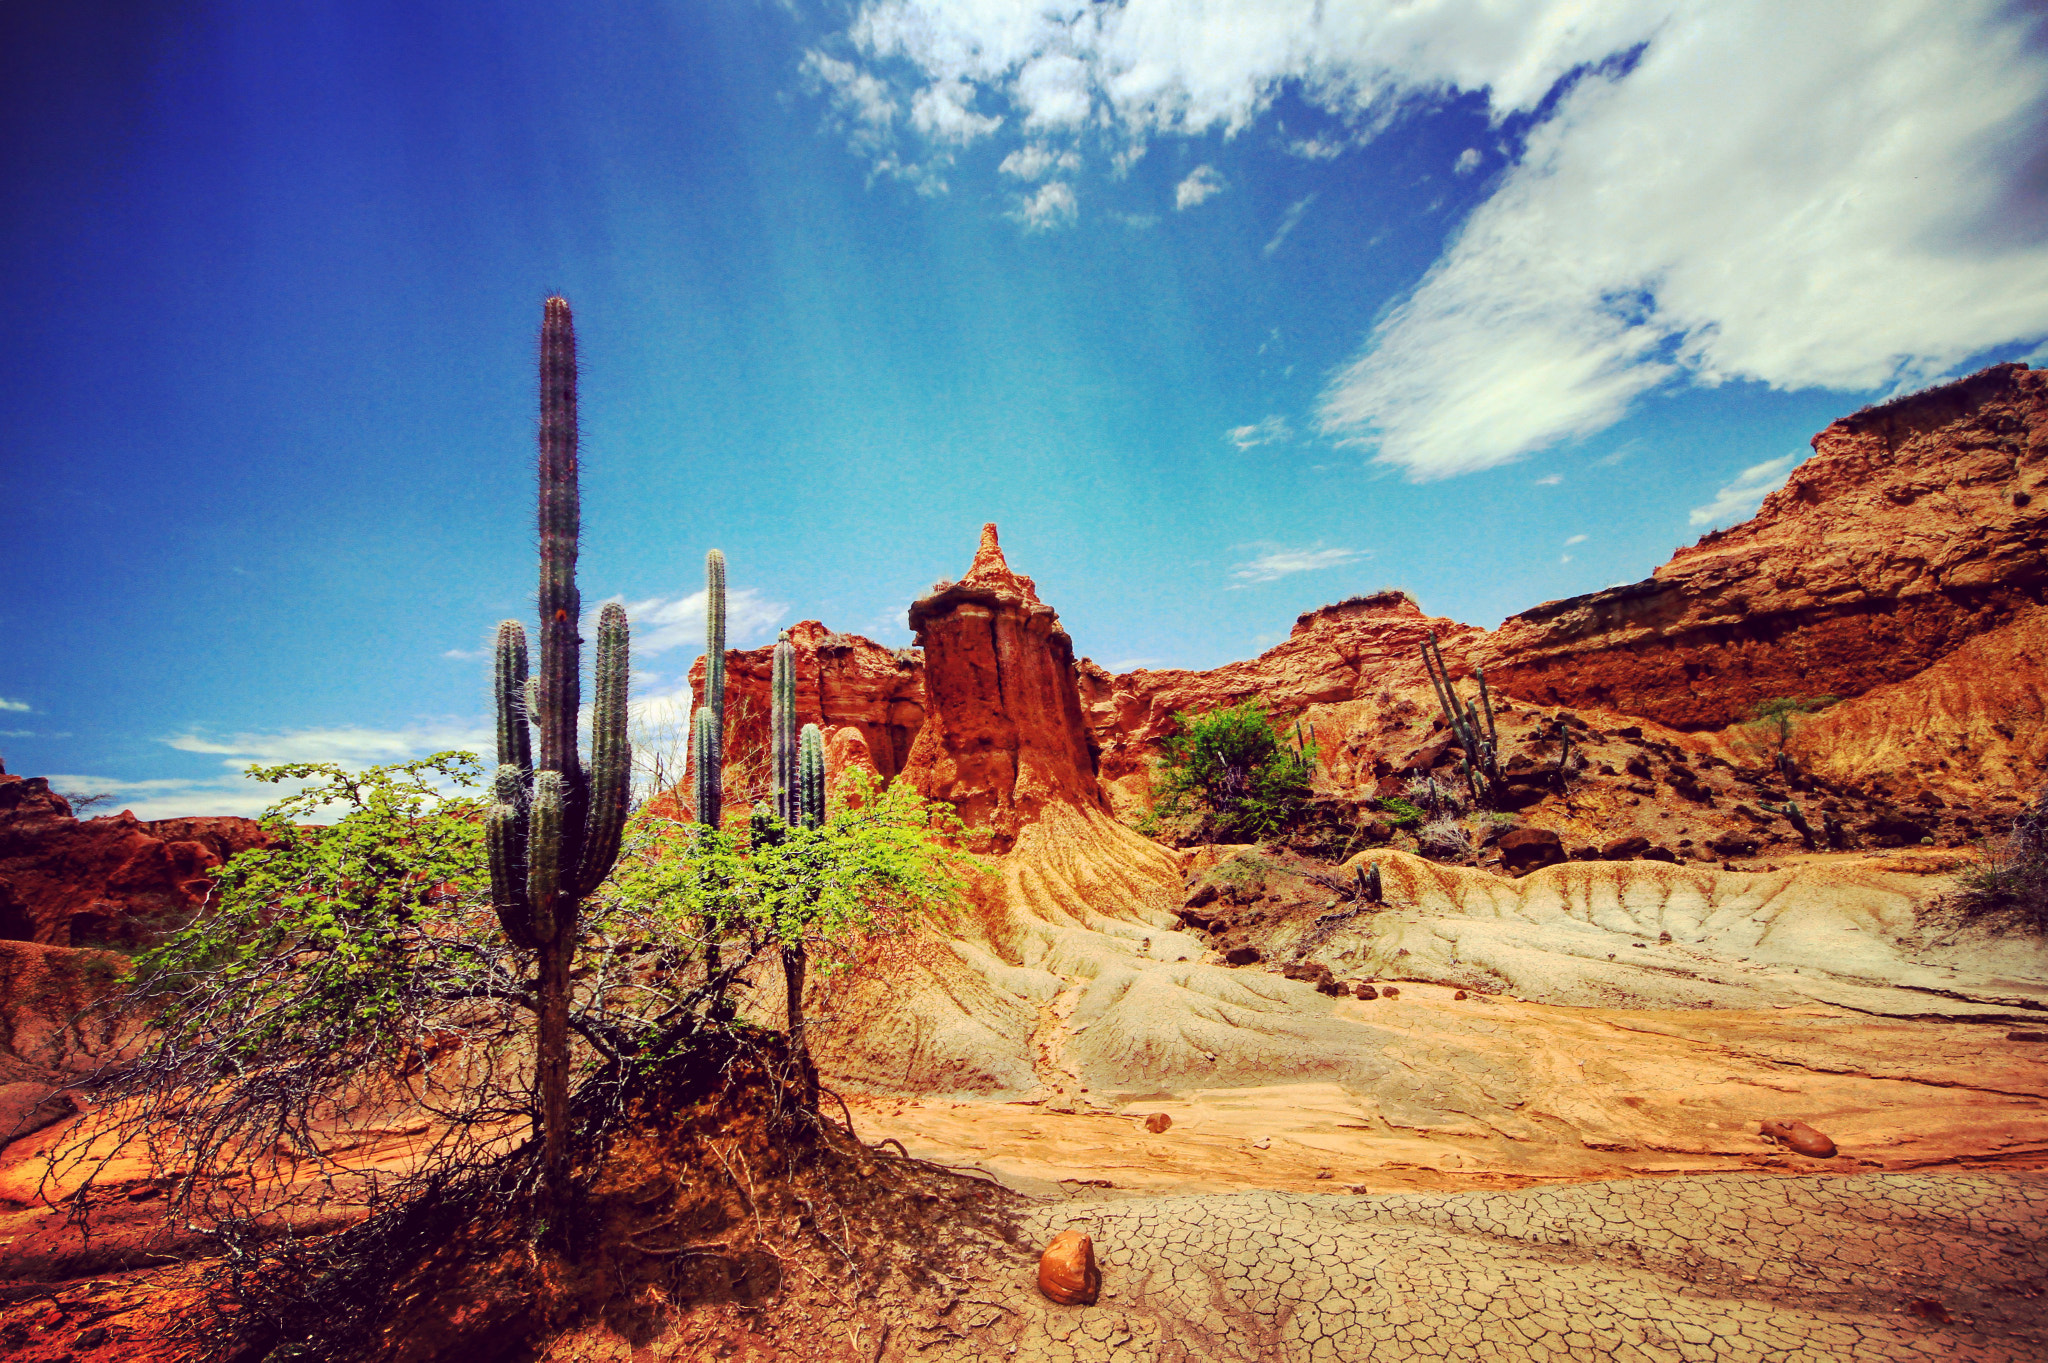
[
  {"xmin": 442, "ymin": 648, "xmax": 483, "ymax": 661},
  {"xmin": 911, "ymin": 78, "xmax": 1001, "ymax": 143},
  {"xmin": 1319, "ymin": 1, "xmax": 2048, "ymax": 479},
  {"xmin": 1013, "ymin": 180, "xmax": 1079, "ymax": 231},
  {"xmin": 1564, "ymin": 533, "xmax": 1588, "ymax": 545},
  {"xmin": 1015, "ymin": 53, "xmax": 1091, "ymax": 127},
  {"xmin": 1286, "ymin": 136, "xmax": 1346, "ymax": 160},
  {"xmin": 1454, "ymin": 147, "xmax": 1482, "ymax": 175},
  {"xmin": 1688, "ymin": 453, "xmax": 1800, "ymax": 528},
  {"xmin": 614, "ymin": 586, "xmax": 786, "ymax": 656},
  {"xmin": 1560, "ymin": 554, "xmax": 1574, "ymax": 564},
  {"xmin": 0, "ymin": 697, "xmax": 30, "ymax": 712},
  {"xmin": 1226, "ymin": 415, "xmax": 1293, "ymax": 450},
  {"xmin": 1101, "ymin": 657, "xmax": 1162, "ymax": 672},
  {"xmin": 1174, "ymin": 164, "xmax": 1225, "ymax": 210},
  {"xmin": 999, "ymin": 143, "xmax": 1080, "ymax": 180},
  {"xmin": 1107, "ymin": 210, "xmax": 1158, "ymax": 230},
  {"xmin": 802, "ymin": 50, "xmax": 897, "ymax": 141},
  {"xmin": 1230, "ymin": 545, "xmax": 1363, "ymax": 584},
  {"xmin": 1534, "ymin": 473, "xmax": 1563, "ymax": 486},
  {"xmin": 1263, "ymin": 193, "xmax": 1316, "ymax": 256}
]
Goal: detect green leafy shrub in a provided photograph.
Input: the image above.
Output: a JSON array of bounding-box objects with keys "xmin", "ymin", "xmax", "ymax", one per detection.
[
  {"xmin": 1152, "ymin": 702, "xmax": 1317, "ymax": 842},
  {"xmin": 1377, "ymin": 797, "xmax": 1424, "ymax": 829}
]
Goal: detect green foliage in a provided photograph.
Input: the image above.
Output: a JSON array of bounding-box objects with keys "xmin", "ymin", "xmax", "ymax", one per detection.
[
  {"xmin": 133, "ymin": 753, "xmax": 493, "ymax": 1074},
  {"xmin": 607, "ymin": 767, "xmax": 983, "ymax": 971},
  {"xmin": 1743, "ymin": 695, "xmax": 1836, "ymax": 754},
  {"xmin": 1153, "ymin": 702, "xmax": 1317, "ymax": 841},
  {"xmin": 1376, "ymin": 797, "xmax": 1424, "ymax": 829}
]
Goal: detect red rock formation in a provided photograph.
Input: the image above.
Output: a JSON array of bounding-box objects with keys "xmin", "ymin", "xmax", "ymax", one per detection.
[
  {"xmin": 1080, "ymin": 591, "xmax": 1483, "ymax": 806},
  {"xmin": 686, "ymin": 620, "xmax": 926, "ymax": 790},
  {"xmin": 0, "ymin": 775, "xmax": 267, "ymax": 948},
  {"xmin": 1480, "ymin": 363, "xmax": 2047, "ymax": 730},
  {"xmin": 899, "ymin": 525, "xmax": 1105, "ymax": 849}
]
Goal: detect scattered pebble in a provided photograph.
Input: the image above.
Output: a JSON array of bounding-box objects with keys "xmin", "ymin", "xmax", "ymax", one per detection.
[
  {"xmin": 1453, "ymin": 990, "xmax": 1468, "ymax": 1000},
  {"xmin": 1145, "ymin": 1112, "xmax": 1172, "ymax": 1134},
  {"xmin": 1038, "ymin": 1229, "xmax": 1101, "ymax": 1306},
  {"xmin": 1761, "ymin": 1118, "xmax": 1838, "ymax": 1158}
]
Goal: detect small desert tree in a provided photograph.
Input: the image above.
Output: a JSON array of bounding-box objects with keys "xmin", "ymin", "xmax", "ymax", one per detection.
[
  {"xmin": 1153, "ymin": 702, "xmax": 1317, "ymax": 841},
  {"xmin": 1741, "ymin": 695, "xmax": 1836, "ymax": 774}
]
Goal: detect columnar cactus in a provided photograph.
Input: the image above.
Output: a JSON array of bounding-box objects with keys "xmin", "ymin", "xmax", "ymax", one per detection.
[
  {"xmin": 484, "ymin": 295, "xmax": 631, "ymax": 1206},
  {"xmin": 1421, "ymin": 631, "xmax": 1500, "ymax": 807},
  {"xmin": 694, "ymin": 549, "xmax": 728, "ymax": 828},
  {"xmin": 798, "ymin": 722, "xmax": 826, "ymax": 829},
  {"xmin": 771, "ymin": 632, "xmax": 798, "ymax": 826}
]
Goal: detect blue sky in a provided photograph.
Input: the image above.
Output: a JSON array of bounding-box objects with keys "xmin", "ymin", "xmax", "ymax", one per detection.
[{"xmin": 5, "ymin": 0, "xmax": 2045, "ymax": 816}]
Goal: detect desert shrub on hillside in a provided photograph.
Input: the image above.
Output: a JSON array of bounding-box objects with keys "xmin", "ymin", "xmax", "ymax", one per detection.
[
  {"xmin": 1152, "ymin": 701, "xmax": 1317, "ymax": 842},
  {"xmin": 1736, "ymin": 695, "xmax": 1836, "ymax": 774},
  {"xmin": 1952, "ymin": 786, "xmax": 2048, "ymax": 934},
  {"xmin": 61, "ymin": 757, "xmax": 977, "ymax": 1231}
]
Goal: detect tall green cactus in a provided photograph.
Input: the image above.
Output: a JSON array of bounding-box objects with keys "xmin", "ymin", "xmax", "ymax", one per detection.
[
  {"xmin": 771, "ymin": 631, "xmax": 797, "ymax": 826},
  {"xmin": 695, "ymin": 548, "xmax": 728, "ymax": 829},
  {"xmin": 483, "ymin": 296, "xmax": 631, "ymax": 1210},
  {"xmin": 798, "ymin": 722, "xmax": 825, "ymax": 829}
]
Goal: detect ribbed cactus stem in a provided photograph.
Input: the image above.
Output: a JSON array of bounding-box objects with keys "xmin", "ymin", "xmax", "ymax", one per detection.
[
  {"xmin": 705, "ymin": 548, "xmax": 727, "ymax": 721},
  {"xmin": 771, "ymin": 632, "xmax": 797, "ymax": 826},
  {"xmin": 798, "ymin": 723, "xmax": 826, "ymax": 829},
  {"xmin": 494, "ymin": 621, "xmax": 532, "ymax": 776},
  {"xmin": 536, "ymin": 297, "xmax": 583, "ymax": 799},
  {"xmin": 574, "ymin": 601, "xmax": 630, "ymax": 896},
  {"xmin": 526, "ymin": 770, "xmax": 565, "ymax": 943},
  {"xmin": 693, "ymin": 706, "xmax": 723, "ymax": 830},
  {"xmin": 486, "ymin": 763, "xmax": 534, "ymax": 948}
]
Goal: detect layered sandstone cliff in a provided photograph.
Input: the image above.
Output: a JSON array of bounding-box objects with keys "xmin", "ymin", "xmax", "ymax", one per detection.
[
  {"xmin": 687, "ymin": 618, "xmax": 926, "ymax": 786},
  {"xmin": 1480, "ymin": 362, "xmax": 2047, "ymax": 729}
]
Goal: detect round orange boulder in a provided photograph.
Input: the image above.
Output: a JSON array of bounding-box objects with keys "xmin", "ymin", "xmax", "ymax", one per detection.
[{"xmin": 1037, "ymin": 1228, "xmax": 1101, "ymax": 1306}]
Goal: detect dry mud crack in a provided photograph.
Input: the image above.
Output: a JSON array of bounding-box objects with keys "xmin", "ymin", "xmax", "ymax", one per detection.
[{"xmin": 910, "ymin": 1171, "xmax": 2048, "ymax": 1363}]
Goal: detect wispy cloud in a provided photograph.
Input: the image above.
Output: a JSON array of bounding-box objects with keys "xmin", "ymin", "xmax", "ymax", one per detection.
[
  {"xmin": 1533, "ymin": 474, "xmax": 1563, "ymax": 486},
  {"xmin": 1689, "ymin": 454, "xmax": 1800, "ymax": 528},
  {"xmin": 442, "ymin": 648, "xmax": 484, "ymax": 661},
  {"xmin": 1012, "ymin": 180, "xmax": 1079, "ymax": 231},
  {"xmin": 1564, "ymin": 533, "xmax": 1588, "ymax": 545},
  {"xmin": 1226, "ymin": 415, "xmax": 1293, "ymax": 450},
  {"xmin": 1230, "ymin": 545, "xmax": 1364, "ymax": 585},
  {"xmin": 1101, "ymin": 657, "xmax": 1163, "ymax": 673},
  {"xmin": 1286, "ymin": 136, "xmax": 1345, "ymax": 160},
  {"xmin": 1453, "ymin": 147, "xmax": 1482, "ymax": 176},
  {"xmin": 999, "ymin": 143, "xmax": 1079, "ymax": 181},
  {"xmin": 615, "ymin": 586, "xmax": 786, "ymax": 656},
  {"xmin": 0, "ymin": 698, "xmax": 30, "ymax": 712},
  {"xmin": 1262, "ymin": 193, "xmax": 1317, "ymax": 256},
  {"xmin": 1174, "ymin": 165, "xmax": 1225, "ymax": 211}
]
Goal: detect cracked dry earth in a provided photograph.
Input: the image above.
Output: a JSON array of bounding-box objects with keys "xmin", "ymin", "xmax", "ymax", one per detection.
[{"xmin": 906, "ymin": 1172, "xmax": 2048, "ymax": 1362}]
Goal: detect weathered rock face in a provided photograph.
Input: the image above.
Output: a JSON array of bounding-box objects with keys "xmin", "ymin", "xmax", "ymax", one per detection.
[
  {"xmin": 1080, "ymin": 591, "xmax": 1484, "ymax": 816},
  {"xmin": 688, "ymin": 619, "xmax": 927, "ymax": 783},
  {"xmin": 899, "ymin": 525, "xmax": 1105, "ymax": 850},
  {"xmin": 0, "ymin": 775, "xmax": 267, "ymax": 948},
  {"xmin": 1481, "ymin": 363, "xmax": 2048, "ymax": 730}
]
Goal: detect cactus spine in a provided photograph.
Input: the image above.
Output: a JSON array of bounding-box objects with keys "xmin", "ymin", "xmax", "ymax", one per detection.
[
  {"xmin": 771, "ymin": 631, "xmax": 797, "ymax": 826},
  {"xmin": 691, "ymin": 705, "xmax": 722, "ymax": 832},
  {"xmin": 483, "ymin": 296, "xmax": 631, "ymax": 1210}
]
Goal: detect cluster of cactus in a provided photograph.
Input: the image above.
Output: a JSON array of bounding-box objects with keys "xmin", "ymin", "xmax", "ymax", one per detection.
[
  {"xmin": 483, "ymin": 296, "xmax": 632, "ymax": 1205},
  {"xmin": 1420, "ymin": 631, "xmax": 1501, "ymax": 806},
  {"xmin": 768, "ymin": 631, "xmax": 826, "ymax": 830}
]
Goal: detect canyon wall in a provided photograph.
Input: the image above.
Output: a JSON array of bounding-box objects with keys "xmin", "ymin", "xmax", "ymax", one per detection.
[
  {"xmin": 0, "ymin": 774, "xmax": 267, "ymax": 948},
  {"xmin": 1478, "ymin": 362, "xmax": 2046, "ymax": 729}
]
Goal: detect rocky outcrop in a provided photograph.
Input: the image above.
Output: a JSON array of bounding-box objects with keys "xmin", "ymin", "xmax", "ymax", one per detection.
[
  {"xmin": 687, "ymin": 620, "xmax": 926, "ymax": 784},
  {"xmin": 0, "ymin": 775, "xmax": 267, "ymax": 948},
  {"xmin": 1080, "ymin": 592, "xmax": 1482, "ymax": 815},
  {"xmin": 899, "ymin": 525, "xmax": 1105, "ymax": 849},
  {"xmin": 1480, "ymin": 362, "xmax": 2047, "ymax": 730}
]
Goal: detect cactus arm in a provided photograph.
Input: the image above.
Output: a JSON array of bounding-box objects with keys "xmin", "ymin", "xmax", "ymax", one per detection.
[
  {"xmin": 494, "ymin": 621, "xmax": 532, "ymax": 775},
  {"xmin": 486, "ymin": 763, "xmax": 538, "ymax": 949},
  {"xmin": 692, "ymin": 706, "xmax": 723, "ymax": 830},
  {"xmin": 798, "ymin": 722, "xmax": 825, "ymax": 828},
  {"xmin": 574, "ymin": 601, "xmax": 631, "ymax": 898},
  {"xmin": 1474, "ymin": 667, "xmax": 1499, "ymax": 754},
  {"xmin": 526, "ymin": 770, "xmax": 565, "ymax": 943}
]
